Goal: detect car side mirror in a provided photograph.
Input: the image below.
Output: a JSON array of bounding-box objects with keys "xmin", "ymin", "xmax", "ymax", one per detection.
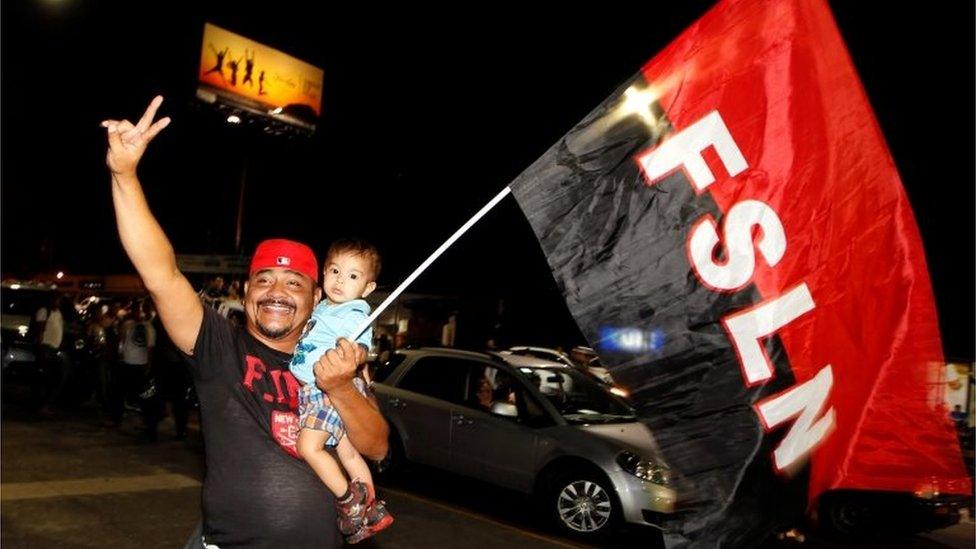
[{"xmin": 491, "ymin": 402, "xmax": 518, "ymax": 418}]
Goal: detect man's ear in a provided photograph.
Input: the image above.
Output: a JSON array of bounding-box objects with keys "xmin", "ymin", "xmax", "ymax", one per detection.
[
  {"xmin": 243, "ymin": 281, "xmax": 249, "ymax": 297},
  {"xmin": 314, "ymin": 286, "xmax": 323, "ymax": 305},
  {"xmin": 362, "ymin": 281, "xmax": 377, "ymax": 298}
]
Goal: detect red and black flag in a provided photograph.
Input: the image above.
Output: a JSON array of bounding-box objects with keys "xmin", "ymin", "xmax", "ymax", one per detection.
[{"xmin": 508, "ymin": 0, "xmax": 971, "ymax": 545}]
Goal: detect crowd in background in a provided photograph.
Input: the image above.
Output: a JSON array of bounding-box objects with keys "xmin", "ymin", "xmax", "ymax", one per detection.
[{"xmin": 25, "ymin": 288, "xmax": 206, "ymax": 442}]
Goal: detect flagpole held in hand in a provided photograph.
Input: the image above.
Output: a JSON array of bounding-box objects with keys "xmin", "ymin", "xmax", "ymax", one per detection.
[{"xmin": 349, "ymin": 186, "xmax": 512, "ymax": 341}]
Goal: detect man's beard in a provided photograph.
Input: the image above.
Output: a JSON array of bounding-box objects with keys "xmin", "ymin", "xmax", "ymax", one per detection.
[
  {"xmin": 254, "ymin": 297, "xmax": 297, "ymax": 339},
  {"xmin": 256, "ymin": 320, "xmax": 292, "ymax": 339}
]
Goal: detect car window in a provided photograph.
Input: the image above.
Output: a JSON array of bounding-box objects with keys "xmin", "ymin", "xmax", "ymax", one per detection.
[
  {"xmin": 465, "ymin": 365, "xmax": 516, "ymax": 413},
  {"xmin": 520, "ymin": 366, "xmax": 635, "ymax": 424},
  {"xmin": 466, "ymin": 365, "xmax": 553, "ymax": 426},
  {"xmin": 372, "ymin": 352, "xmax": 407, "ymax": 383},
  {"xmin": 396, "ymin": 356, "xmax": 470, "ymax": 405},
  {"xmin": 519, "ymin": 386, "xmax": 552, "ymax": 427}
]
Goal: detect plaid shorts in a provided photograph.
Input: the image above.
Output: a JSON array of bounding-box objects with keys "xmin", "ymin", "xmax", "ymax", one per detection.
[{"xmin": 298, "ymin": 377, "xmax": 368, "ymax": 447}]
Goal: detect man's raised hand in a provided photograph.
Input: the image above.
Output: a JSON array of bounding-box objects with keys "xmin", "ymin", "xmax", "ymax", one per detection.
[{"xmin": 102, "ymin": 95, "xmax": 171, "ymax": 177}]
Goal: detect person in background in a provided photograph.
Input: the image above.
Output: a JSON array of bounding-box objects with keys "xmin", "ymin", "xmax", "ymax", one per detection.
[
  {"xmin": 198, "ymin": 276, "xmax": 225, "ymax": 309},
  {"xmin": 151, "ymin": 313, "xmax": 192, "ymax": 440},
  {"xmin": 34, "ymin": 294, "xmax": 67, "ymax": 414},
  {"xmin": 217, "ymin": 278, "xmax": 244, "ymax": 319},
  {"xmin": 376, "ymin": 334, "xmax": 393, "ymax": 365},
  {"xmin": 88, "ymin": 304, "xmax": 120, "ymax": 420},
  {"xmin": 950, "ymin": 405, "xmax": 968, "ymax": 431},
  {"xmin": 112, "ymin": 301, "xmax": 157, "ymax": 439}
]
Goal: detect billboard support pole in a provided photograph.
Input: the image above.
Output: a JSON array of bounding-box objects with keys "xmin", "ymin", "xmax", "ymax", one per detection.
[{"xmin": 235, "ymin": 154, "xmax": 248, "ymax": 254}]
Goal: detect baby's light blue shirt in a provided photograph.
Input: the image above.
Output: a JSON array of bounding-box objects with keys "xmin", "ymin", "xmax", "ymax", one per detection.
[{"xmin": 289, "ymin": 299, "xmax": 372, "ymax": 386}]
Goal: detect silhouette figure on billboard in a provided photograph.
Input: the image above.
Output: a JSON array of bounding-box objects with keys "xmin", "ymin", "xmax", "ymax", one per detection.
[
  {"xmin": 228, "ymin": 56, "xmax": 243, "ymax": 86},
  {"xmin": 243, "ymin": 49, "xmax": 256, "ymax": 87},
  {"xmin": 204, "ymin": 44, "xmax": 229, "ymax": 81},
  {"xmin": 258, "ymin": 70, "xmax": 268, "ymax": 95}
]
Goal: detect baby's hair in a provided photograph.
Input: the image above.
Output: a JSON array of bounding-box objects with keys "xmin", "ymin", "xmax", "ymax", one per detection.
[{"xmin": 325, "ymin": 238, "xmax": 381, "ymax": 281}]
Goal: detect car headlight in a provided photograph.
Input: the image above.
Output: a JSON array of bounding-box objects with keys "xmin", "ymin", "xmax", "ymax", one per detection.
[{"xmin": 617, "ymin": 451, "xmax": 671, "ymax": 486}]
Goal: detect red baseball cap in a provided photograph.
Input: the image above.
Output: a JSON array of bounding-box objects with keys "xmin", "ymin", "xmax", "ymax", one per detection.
[{"xmin": 250, "ymin": 239, "xmax": 319, "ymax": 283}]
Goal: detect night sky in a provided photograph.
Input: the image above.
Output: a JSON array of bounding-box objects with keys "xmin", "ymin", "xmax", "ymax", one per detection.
[{"xmin": 2, "ymin": 2, "xmax": 973, "ymax": 359}]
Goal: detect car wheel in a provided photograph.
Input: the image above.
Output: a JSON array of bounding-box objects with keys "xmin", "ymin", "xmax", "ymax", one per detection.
[
  {"xmin": 819, "ymin": 492, "xmax": 874, "ymax": 539},
  {"xmin": 547, "ymin": 467, "xmax": 620, "ymax": 539}
]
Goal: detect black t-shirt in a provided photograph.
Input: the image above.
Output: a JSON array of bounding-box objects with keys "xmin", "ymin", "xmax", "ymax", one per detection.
[{"xmin": 184, "ymin": 308, "xmax": 338, "ymax": 548}]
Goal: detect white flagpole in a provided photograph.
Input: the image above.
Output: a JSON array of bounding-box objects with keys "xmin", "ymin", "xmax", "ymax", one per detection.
[{"xmin": 350, "ymin": 186, "xmax": 513, "ymax": 341}]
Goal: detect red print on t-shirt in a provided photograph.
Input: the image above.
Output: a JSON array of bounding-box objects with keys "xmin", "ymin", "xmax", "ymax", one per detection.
[
  {"xmin": 242, "ymin": 354, "xmax": 303, "ymax": 456},
  {"xmin": 271, "ymin": 410, "xmax": 300, "ymax": 458},
  {"xmin": 242, "ymin": 355, "xmax": 301, "ymax": 410}
]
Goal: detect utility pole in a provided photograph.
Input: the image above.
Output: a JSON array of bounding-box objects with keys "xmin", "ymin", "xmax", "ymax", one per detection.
[{"xmin": 235, "ymin": 154, "xmax": 248, "ymax": 254}]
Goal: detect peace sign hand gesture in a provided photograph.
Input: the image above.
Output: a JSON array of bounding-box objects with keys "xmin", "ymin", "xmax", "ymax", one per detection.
[{"xmin": 101, "ymin": 95, "xmax": 171, "ymax": 177}]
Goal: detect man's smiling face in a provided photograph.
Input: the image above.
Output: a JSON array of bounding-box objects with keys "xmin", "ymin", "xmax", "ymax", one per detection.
[{"xmin": 243, "ymin": 267, "xmax": 320, "ymax": 349}]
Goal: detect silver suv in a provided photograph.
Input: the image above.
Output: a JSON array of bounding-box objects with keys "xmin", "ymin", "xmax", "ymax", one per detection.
[{"xmin": 372, "ymin": 348, "xmax": 676, "ymax": 538}]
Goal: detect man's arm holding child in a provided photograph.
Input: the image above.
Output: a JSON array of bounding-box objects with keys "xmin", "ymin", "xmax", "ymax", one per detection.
[{"xmin": 315, "ymin": 338, "xmax": 389, "ymax": 461}]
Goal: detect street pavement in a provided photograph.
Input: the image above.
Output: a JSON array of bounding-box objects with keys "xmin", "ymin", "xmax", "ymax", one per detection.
[
  {"xmin": 1, "ymin": 394, "xmax": 972, "ymax": 548},
  {"xmin": 0, "ymin": 396, "xmax": 591, "ymax": 548}
]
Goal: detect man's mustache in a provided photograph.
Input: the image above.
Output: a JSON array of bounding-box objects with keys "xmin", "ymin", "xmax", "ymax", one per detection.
[{"xmin": 256, "ymin": 297, "xmax": 296, "ymax": 310}]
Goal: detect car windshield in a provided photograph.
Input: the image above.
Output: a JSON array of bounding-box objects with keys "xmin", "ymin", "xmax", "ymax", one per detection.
[
  {"xmin": 517, "ymin": 366, "xmax": 636, "ymax": 424},
  {"xmin": 511, "ymin": 348, "xmax": 565, "ymax": 364}
]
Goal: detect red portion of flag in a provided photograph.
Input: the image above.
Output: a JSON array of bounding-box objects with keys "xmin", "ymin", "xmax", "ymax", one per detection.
[{"xmin": 641, "ymin": 0, "xmax": 970, "ymax": 501}]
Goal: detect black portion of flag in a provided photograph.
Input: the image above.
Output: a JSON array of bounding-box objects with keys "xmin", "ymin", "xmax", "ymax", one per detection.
[{"xmin": 508, "ymin": 77, "xmax": 808, "ymax": 546}]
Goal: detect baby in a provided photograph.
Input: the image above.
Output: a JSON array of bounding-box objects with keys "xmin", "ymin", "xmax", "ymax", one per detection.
[{"xmin": 290, "ymin": 238, "xmax": 393, "ymax": 544}]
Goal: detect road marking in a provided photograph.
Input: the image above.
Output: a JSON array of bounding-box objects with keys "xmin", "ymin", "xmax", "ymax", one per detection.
[
  {"xmin": 381, "ymin": 486, "xmax": 583, "ymax": 548},
  {"xmin": 1, "ymin": 474, "xmax": 201, "ymax": 501}
]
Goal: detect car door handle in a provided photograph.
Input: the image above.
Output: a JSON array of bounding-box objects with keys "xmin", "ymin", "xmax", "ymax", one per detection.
[
  {"xmin": 388, "ymin": 397, "xmax": 405, "ymax": 409},
  {"xmin": 453, "ymin": 414, "xmax": 474, "ymax": 426}
]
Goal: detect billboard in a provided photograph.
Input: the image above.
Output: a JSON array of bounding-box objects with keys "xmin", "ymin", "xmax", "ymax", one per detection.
[{"xmin": 197, "ymin": 23, "xmax": 323, "ymax": 129}]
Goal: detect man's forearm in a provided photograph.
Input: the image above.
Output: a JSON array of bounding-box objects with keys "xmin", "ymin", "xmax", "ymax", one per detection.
[
  {"xmin": 111, "ymin": 172, "xmax": 181, "ymax": 291},
  {"xmin": 329, "ymin": 382, "xmax": 389, "ymax": 461},
  {"xmin": 111, "ymin": 171, "xmax": 203, "ymax": 355}
]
